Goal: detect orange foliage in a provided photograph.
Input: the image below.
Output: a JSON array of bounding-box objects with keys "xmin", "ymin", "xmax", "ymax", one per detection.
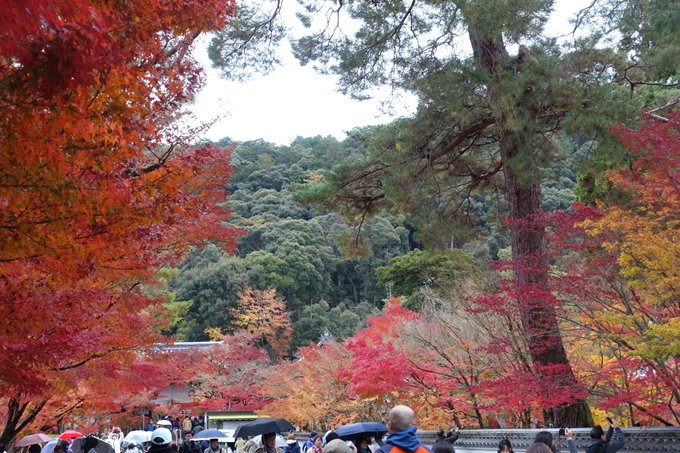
[
  {"xmin": 261, "ymin": 341, "xmax": 375, "ymax": 430},
  {"xmin": 232, "ymin": 287, "xmax": 292, "ymax": 358}
]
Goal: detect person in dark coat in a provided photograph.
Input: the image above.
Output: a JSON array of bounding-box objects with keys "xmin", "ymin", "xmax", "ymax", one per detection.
[
  {"xmin": 180, "ymin": 433, "xmax": 202, "ymax": 453},
  {"xmin": 585, "ymin": 419, "xmax": 625, "ymax": 453}
]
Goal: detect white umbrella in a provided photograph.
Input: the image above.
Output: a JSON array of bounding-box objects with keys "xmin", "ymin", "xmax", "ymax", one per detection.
[
  {"xmin": 252, "ymin": 435, "xmax": 286, "ymax": 449},
  {"xmin": 123, "ymin": 432, "xmax": 151, "ymax": 445},
  {"xmin": 40, "ymin": 439, "xmax": 58, "ymax": 453},
  {"xmin": 156, "ymin": 421, "xmax": 172, "ymax": 427}
]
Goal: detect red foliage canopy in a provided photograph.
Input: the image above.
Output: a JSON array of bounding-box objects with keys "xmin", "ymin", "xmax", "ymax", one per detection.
[{"xmin": 0, "ymin": 0, "xmax": 238, "ymax": 443}]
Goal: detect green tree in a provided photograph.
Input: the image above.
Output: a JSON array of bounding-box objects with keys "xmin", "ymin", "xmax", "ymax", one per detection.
[
  {"xmin": 292, "ymin": 300, "xmax": 379, "ymax": 348},
  {"xmin": 377, "ymin": 249, "xmax": 483, "ymax": 303},
  {"xmin": 170, "ymin": 245, "xmax": 250, "ymax": 340}
]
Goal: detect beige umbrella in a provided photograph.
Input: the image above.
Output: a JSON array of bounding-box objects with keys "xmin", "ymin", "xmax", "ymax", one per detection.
[{"xmin": 15, "ymin": 434, "xmax": 53, "ymax": 448}]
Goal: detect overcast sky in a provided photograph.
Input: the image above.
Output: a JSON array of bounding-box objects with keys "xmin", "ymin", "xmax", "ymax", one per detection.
[{"xmin": 190, "ymin": 0, "xmax": 591, "ymax": 146}]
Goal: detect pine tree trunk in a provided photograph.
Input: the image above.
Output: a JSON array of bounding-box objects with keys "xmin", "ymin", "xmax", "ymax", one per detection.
[{"xmin": 469, "ymin": 27, "xmax": 594, "ymax": 428}]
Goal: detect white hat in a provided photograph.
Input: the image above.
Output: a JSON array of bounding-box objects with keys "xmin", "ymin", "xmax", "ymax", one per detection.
[{"xmin": 151, "ymin": 428, "xmax": 172, "ymax": 445}]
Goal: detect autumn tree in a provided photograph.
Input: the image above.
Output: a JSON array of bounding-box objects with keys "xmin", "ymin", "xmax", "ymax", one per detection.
[
  {"xmin": 175, "ymin": 334, "xmax": 272, "ymax": 411},
  {"xmin": 0, "ymin": 0, "xmax": 239, "ymax": 444},
  {"xmin": 548, "ymin": 113, "xmax": 680, "ymax": 425},
  {"xmin": 231, "ymin": 287, "xmax": 293, "ymax": 358},
  {"xmin": 261, "ymin": 340, "xmax": 375, "ymax": 430}
]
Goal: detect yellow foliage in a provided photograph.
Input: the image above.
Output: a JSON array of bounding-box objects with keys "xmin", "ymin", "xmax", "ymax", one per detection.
[
  {"xmin": 204, "ymin": 327, "xmax": 225, "ymax": 341},
  {"xmin": 231, "ymin": 286, "xmax": 292, "ymax": 358}
]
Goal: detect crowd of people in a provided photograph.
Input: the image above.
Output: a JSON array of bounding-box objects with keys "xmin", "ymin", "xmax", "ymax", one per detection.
[
  {"xmin": 7, "ymin": 405, "xmax": 627, "ymax": 453},
  {"xmin": 497, "ymin": 418, "xmax": 626, "ymax": 453}
]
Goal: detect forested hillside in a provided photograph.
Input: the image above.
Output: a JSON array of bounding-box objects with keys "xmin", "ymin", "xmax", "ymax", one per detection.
[{"xmin": 168, "ymin": 132, "xmax": 581, "ymax": 349}]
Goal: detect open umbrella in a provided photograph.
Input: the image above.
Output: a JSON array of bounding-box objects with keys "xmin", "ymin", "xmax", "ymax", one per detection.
[
  {"xmin": 72, "ymin": 438, "xmax": 114, "ymax": 453},
  {"xmin": 191, "ymin": 430, "xmax": 229, "ymax": 442},
  {"xmin": 123, "ymin": 432, "xmax": 151, "ymax": 445},
  {"xmin": 252, "ymin": 435, "xmax": 287, "ymax": 449},
  {"xmin": 40, "ymin": 439, "xmax": 58, "ymax": 453},
  {"xmin": 15, "ymin": 434, "xmax": 54, "ymax": 448},
  {"xmin": 59, "ymin": 432, "xmax": 84, "ymax": 441},
  {"xmin": 334, "ymin": 423, "xmax": 388, "ymax": 441},
  {"xmin": 156, "ymin": 421, "xmax": 172, "ymax": 427},
  {"xmin": 233, "ymin": 419, "xmax": 293, "ymax": 439}
]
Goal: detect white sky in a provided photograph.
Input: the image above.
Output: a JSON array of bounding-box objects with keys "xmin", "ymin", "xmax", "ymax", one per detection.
[{"xmin": 191, "ymin": 0, "xmax": 592, "ymax": 146}]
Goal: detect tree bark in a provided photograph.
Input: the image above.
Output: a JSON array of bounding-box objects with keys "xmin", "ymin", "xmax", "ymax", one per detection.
[
  {"xmin": 0, "ymin": 397, "xmax": 48, "ymax": 447},
  {"xmin": 469, "ymin": 27, "xmax": 594, "ymax": 428}
]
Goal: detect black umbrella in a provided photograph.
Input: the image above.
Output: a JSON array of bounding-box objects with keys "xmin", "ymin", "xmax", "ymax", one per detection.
[
  {"xmin": 334, "ymin": 422, "xmax": 388, "ymax": 441},
  {"xmin": 72, "ymin": 438, "xmax": 114, "ymax": 453},
  {"xmin": 233, "ymin": 419, "xmax": 293, "ymax": 439}
]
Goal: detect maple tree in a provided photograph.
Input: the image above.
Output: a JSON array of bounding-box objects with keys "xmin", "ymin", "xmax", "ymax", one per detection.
[
  {"xmin": 261, "ymin": 340, "xmax": 375, "ymax": 430},
  {"xmin": 178, "ymin": 333, "xmax": 271, "ymax": 412},
  {"xmin": 0, "ymin": 0, "xmax": 239, "ymax": 444},
  {"xmin": 544, "ymin": 113, "xmax": 680, "ymax": 425},
  {"xmin": 231, "ymin": 287, "xmax": 293, "ymax": 358}
]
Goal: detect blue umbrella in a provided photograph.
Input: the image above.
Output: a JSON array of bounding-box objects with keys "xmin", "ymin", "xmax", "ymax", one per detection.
[
  {"xmin": 334, "ymin": 423, "xmax": 388, "ymax": 441},
  {"xmin": 191, "ymin": 430, "xmax": 229, "ymax": 442}
]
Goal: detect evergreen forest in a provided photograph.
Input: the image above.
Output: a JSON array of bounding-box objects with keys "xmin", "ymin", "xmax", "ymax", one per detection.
[{"xmin": 168, "ymin": 133, "xmax": 582, "ymax": 349}]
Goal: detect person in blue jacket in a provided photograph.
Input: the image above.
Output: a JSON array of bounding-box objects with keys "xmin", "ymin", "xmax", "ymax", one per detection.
[
  {"xmin": 375, "ymin": 406, "xmax": 433, "ymax": 453},
  {"xmin": 285, "ymin": 435, "xmax": 300, "ymax": 453}
]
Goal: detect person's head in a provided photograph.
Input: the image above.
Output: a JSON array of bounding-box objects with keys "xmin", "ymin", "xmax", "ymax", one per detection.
[
  {"xmin": 111, "ymin": 435, "xmax": 119, "ymax": 441},
  {"xmin": 321, "ymin": 440, "xmax": 350, "ymax": 453},
  {"xmin": 185, "ymin": 433, "xmax": 193, "ymax": 442},
  {"xmin": 28, "ymin": 445, "xmax": 41, "ymax": 453},
  {"xmin": 314, "ymin": 436, "xmax": 322, "ymax": 448},
  {"xmin": 354, "ymin": 438, "xmax": 367, "ymax": 450},
  {"xmin": 526, "ymin": 444, "xmax": 552, "ymax": 453},
  {"xmin": 436, "ymin": 429, "xmax": 445, "ymax": 438},
  {"xmin": 432, "ymin": 444, "xmax": 454, "ymax": 453},
  {"xmin": 498, "ymin": 439, "xmax": 513, "ymax": 453},
  {"xmin": 151, "ymin": 428, "xmax": 172, "ymax": 446},
  {"xmin": 325, "ymin": 433, "xmax": 340, "ymax": 444},
  {"xmin": 210, "ymin": 440, "xmax": 219, "ymax": 450},
  {"xmin": 590, "ymin": 426, "xmax": 605, "ymax": 441},
  {"xmin": 262, "ymin": 434, "xmax": 276, "ymax": 449},
  {"xmin": 54, "ymin": 445, "xmax": 64, "ymax": 453},
  {"xmin": 533, "ymin": 432, "xmax": 555, "ymax": 453},
  {"xmin": 60, "ymin": 441, "xmax": 70, "ymax": 451},
  {"xmin": 386, "ymin": 405, "xmax": 414, "ymax": 433},
  {"xmin": 309, "ymin": 432, "xmax": 318, "ymax": 440}
]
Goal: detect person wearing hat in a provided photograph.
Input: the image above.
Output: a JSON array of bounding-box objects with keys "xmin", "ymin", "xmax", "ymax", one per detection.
[
  {"xmin": 149, "ymin": 428, "xmax": 176, "ymax": 453},
  {"xmin": 204, "ymin": 439, "xmax": 225, "ymax": 453},
  {"xmin": 284, "ymin": 435, "xmax": 299, "ymax": 453},
  {"xmin": 322, "ymin": 440, "xmax": 351, "ymax": 453},
  {"xmin": 304, "ymin": 433, "xmax": 317, "ymax": 453}
]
